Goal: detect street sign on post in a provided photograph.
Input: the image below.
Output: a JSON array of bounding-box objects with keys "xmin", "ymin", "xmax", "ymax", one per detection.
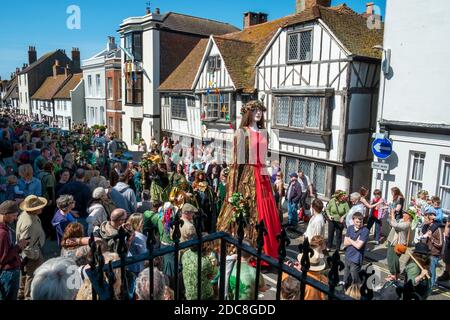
[
  {"xmin": 371, "ymin": 162, "xmax": 389, "ymax": 171},
  {"xmin": 371, "ymin": 138, "xmax": 393, "ymax": 159}
]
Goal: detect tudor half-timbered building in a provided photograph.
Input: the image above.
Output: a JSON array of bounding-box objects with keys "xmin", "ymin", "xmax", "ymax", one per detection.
[
  {"xmin": 159, "ymin": 12, "xmax": 299, "ymax": 163},
  {"xmin": 255, "ymin": 3, "xmax": 383, "ymax": 199}
]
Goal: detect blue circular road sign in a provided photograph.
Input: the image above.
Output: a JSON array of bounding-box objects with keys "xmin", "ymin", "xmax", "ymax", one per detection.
[{"xmin": 372, "ymin": 138, "xmax": 393, "ymax": 159}]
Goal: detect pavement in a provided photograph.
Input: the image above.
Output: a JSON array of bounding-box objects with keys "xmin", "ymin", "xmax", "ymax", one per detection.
[
  {"xmin": 41, "ymin": 208, "xmax": 450, "ymax": 300},
  {"xmin": 257, "ymin": 212, "xmax": 450, "ymax": 300}
]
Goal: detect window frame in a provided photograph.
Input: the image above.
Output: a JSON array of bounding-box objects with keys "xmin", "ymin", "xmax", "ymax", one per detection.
[
  {"xmin": 272, "ymin": 94, "xmax": 330, "ymax": 133},
  {"xmin": 170, "ymin": 95, "xmax": 188, "ymax": 120},
  {"xmin": 87, "ymin": 75, "xmax": 92, "ymax": 96},
  {"xmin": 207, "ymin": 56, "xmax": 222, "ymax": 73},
  {"xmin": 131, "ymin": 118, "xmax": 143, "ymax": 145},
  {"xmin": 125, "ymin": 72, "xmax": 143, "ymax": 105},
  {"xmin": 202, "ymin": 93, "xmax": 233, "ymax": 121},
  {"xmin": 107, "ymin": 77, "xmax": 113, "ymax": 100},
  {"xmin": 438, "ymin": 155, "xmax": 450, "ymax": 214},
  {"xmin": 281, "ymin": 156, "xmax": 329, "ymax": 197},
  {"xmin": 286, "ymin": 29, "xmax": 313, "ymax": 64},
  {"xmin": 124, "ymin": 32, "xmax": 143, "ymax": 62},
  {"xmin": 407, "ymin": 151, "xmax": 426, "ymax": 204}
]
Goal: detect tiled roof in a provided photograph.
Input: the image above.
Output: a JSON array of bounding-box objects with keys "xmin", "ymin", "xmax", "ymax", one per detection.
[
  {"xmin": 317, "ymin": 5, "xmax": 383, "ymax": 59},
  {"xmin": 3, "ymin": 76, "xmax": 18, "ymax": 100},
  {"xmin": 31, "ymin": 74, "xmax": 71, "ymax": 100},
  {"xmin": 53, "ymin": 73, "xmax": 83, "ymax": 99},
  {"xmin": 18, "ymin": 51, "xmax": 58, "ymax": 75},
  {"xmin": 159, "ymin": 39, "xmax": 209, "ymax": 91},
  {"xmin": 159, "ymin": 5, "xmax": 383, "ymax": 93},
  {"xmin": 161, "ymin": 12, "xmax": 240, "ymax": 36}
]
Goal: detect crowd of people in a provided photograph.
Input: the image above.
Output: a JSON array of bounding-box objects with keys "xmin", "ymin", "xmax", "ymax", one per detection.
[{"xmin": 0, "ymin": 109, "xmax": 449, "ymax": 301}]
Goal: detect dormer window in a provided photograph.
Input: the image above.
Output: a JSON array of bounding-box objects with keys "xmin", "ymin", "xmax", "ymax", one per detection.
[
  {"xmin": 287, "ymin": 30, "xmax": 312, "ymax": 62},
  {"xmin": 207, "ymin": 56, "xmax": 221, "ymax": 72}
]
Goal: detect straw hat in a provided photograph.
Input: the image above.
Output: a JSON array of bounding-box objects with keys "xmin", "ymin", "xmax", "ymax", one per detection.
[
  {"xmin": 297, "ymin": 250, "xmax": 326, "ymax": 272},
  {"xmin": 20, "ymin": 195, "xmax": 48, "ymax": 212}
]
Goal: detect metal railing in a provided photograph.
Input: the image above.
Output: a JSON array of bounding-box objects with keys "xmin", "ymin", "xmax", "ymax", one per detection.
[{"xmin": 84, "ymin": 212, "xmax": 421, "ymax": 301}]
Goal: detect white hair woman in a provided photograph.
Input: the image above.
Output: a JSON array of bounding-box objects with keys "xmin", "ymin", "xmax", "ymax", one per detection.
[
  {"xmin": 343, "ymin": 192, "xmax": 366, "ymax": 228},
  {"xmin": 135, "ymin": 267, "xmax": 167, "ymax": 300},
  {"xmin": 31, "ymin": 257, "xmax": 81, "ymax": 300}
]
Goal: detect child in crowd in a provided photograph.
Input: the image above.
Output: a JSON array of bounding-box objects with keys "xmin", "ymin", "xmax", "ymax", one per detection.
[{"xmin": 5, "ymin": 174, "xmax": 25, "ymax": 200}]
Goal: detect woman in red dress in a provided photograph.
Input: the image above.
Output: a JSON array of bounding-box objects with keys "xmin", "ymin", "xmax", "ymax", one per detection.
[{"xmin": 217, "ymin": 100, "xmax": 281, "ymax": 260}]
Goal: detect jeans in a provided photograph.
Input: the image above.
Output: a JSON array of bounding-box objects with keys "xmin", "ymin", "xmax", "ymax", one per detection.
[
  {"xmin": 367, "ymin": 216, "xmax": 382, "ymax": 242},
  {"xmin": 327, "ymin": 220, "xmax": 344, "ymax": 250},
  {"xmin": 0, "ymin": 269, "xmax": 21, "ymax": 300},
  {"xmin": 344, "ymin": 257, "xmax": 362, "ymax": 288},
  {"xmin": 287, "ymin": 201, "xmax": 299, "ymax": 226},
  {"xmin": 430, "ymin": 255, "xmax": 440, "ymax": 287}
]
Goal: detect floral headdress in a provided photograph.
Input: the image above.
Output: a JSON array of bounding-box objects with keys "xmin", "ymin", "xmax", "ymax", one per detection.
[{"xmin": 240, "ymin": 100, "xmax": 267, "ymax": 115}]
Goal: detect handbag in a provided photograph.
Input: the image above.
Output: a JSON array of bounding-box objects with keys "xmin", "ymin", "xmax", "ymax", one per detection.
[{"xmin": 394, "ymin": 225, "xmax": 411, "ymax": 255}]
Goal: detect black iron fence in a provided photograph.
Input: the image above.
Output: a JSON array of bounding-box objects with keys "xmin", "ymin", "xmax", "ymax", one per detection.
[{"xmin": 84, "ymin": 213, "xmax": 421, "ymax": 301}]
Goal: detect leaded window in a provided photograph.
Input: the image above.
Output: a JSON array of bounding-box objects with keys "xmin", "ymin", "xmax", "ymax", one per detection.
[
  {"xmin": 287, "ymin": 30, "xmax": 312, "ymax": 62},
  {"xmin": 275, "ymin": 96, "xmax": 325, "ymax": 130},
  {"xmin": 171, "ymin": 96, "xmax": 187, "ymax": 119},
  {"xmin": 282, "ymin": 156, "xmax": 329, "ymax": 196}
]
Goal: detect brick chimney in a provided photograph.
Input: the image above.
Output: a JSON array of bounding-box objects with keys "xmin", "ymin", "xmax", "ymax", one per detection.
[
  {"xmin": 107, "ymin": 36, "xmax": 117, "ymax": 51},
  {"xmin": 71, "ymin": 48, "xmax": 80, "ymax": 72},
  {"xmin": 22, "ymin": 63, "xmax": 28, "ymax": 71},
  {"xmin": 28, "ymin": 46, "xmax": 37, "ymax": 65},
  {"xmin": 243, "ymin": 12, "xmax": 268, "ymax": 29},
  {"xmin": 296, "ymin": 0, "xmax": 331, "ymax": 13}
]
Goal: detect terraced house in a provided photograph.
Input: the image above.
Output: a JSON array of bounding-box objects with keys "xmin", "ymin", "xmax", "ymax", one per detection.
[{"xmin": 160, "ymin": 0, "xmax": 383, "ymax": 200}]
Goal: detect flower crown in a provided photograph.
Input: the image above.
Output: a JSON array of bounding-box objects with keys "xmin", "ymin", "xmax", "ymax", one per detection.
[{"xmin": 240, "ymin": 100, "xmax": 267, "ymax": 115}]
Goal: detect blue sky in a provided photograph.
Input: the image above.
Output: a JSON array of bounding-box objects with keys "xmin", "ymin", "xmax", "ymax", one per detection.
[{"xmin": 0, "ymin": 0, "xmax": 386, "ymax": 80}]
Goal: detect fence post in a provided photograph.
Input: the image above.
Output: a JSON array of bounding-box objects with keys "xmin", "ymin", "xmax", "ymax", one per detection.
[
  {"xmin": 359, "ymin": 264, "xmax": 374, "ymax": 300},
  {"xmin": 194, "ymin": 208, "xmax": 207, "ymax": 300},
  {"xmin": 145, "ymin": 224, "xmax": 157, "ymax": 300},
  {"xmin": 88, "ymin": 234, "xmax": 98, "ymax": 301},
  {"xmin": 254, "ymin": 219, "xmax": 267, "ymax": 300},
  {"xmin": 276, "ymin": 228, "xmax": 290, "ymax": 300},
  {"xmin": 298, "ymin": 237, "xmax": 314, "ymax": 300},
  {"xmin": 218, "ymin": 237, "xmax": 227, "ymax": 300},
  {"xmin": 234, "ymin": 211, "xmax": 246, "ymax": 300},
  {"xmin": 327, "ymin": 250, "xmax": 344, "ymax": 300},
  {"xmin": 171, "ymin": 212, "xmax": 183, "ymax": 300},
  {"xmin": 117, "ymin": 226, "xmax": 130, "ymax": 300}
]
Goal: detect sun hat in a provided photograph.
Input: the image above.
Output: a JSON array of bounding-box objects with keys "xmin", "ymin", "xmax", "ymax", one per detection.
[
  {"xmin": 19, "ymin": 195, "xmax": 48, "ymax": 212},
  {"xmin": 297, "ymin": 250, "xmax": 326, "ymax": 272}
]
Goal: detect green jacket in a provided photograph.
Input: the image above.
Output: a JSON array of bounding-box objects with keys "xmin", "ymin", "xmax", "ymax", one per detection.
[
  {"xmin": 325, "ymin": 198, "xmax": 350, "ymax": 221},
  {"xmin": 404, "ymin": 261, "xmax": 431, "ymax": 300},
  {"xmin": 143, "ymin": 210, "xmax": 173, "ymax": 245}
]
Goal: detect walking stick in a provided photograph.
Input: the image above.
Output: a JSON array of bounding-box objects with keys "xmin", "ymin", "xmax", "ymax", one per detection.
[{"xmin": 406, "ymin": 250, "xmax": 431, "ymax": 279}]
